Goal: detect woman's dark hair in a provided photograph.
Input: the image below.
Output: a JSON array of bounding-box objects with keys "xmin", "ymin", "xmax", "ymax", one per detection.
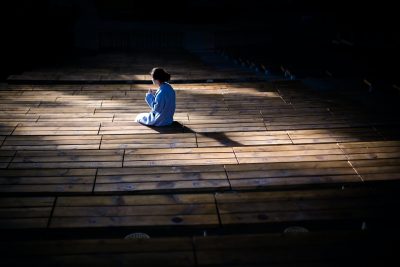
[{"xmin": 150, "ymin": 67, "xmax": 171, "ymax": 83}]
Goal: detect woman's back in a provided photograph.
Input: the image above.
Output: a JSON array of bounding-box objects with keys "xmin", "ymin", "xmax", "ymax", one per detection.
[{"xmin": 150, "ymin": 82, "xmax": 175, "ymax": 126}]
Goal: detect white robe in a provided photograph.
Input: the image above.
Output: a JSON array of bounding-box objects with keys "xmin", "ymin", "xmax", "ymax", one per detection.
[{"xmin": 135, "ymin": 82, "xmax": 176, "ymax": 126}]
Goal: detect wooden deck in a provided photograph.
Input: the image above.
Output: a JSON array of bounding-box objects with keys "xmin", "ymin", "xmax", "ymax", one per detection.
[
  {"xmin": 7, "ymin": 52, "xmax": 262, "ymax": 83},
  {"xmin": 1, "ymin": 54, "xmax": 400, "ymax": 265},
  {"xmin": 1, "ymin": 231, "xmax": 398, "ymax": 266}
]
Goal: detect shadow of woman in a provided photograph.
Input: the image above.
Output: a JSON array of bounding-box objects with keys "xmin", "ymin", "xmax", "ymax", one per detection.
[
  {"xmin": 145, "ymin": 121, "xmax": 243, "ymax": 147},
  {"xmin": 145, "ymin": 121, "xmax": 193, "ymax": 134}
]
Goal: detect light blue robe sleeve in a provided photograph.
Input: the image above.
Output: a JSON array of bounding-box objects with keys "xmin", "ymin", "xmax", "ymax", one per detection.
[
  {"xmin": 145, "ymin": 93, "xmax": 155, "ymax": 108},
  {"xmin": 145, "ymin": 92, "xmax": 165, "ymax": 114}
]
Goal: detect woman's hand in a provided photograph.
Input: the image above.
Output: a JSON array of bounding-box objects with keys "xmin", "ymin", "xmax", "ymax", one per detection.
[{"xmin": 148, "ymin": 89, "xmax": 156, "ymax": 95}]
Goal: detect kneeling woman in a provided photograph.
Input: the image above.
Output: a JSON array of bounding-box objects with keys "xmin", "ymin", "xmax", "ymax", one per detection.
[{"xmin": 136, "ymin": 68, "xmax": 176, "ymax": 126}]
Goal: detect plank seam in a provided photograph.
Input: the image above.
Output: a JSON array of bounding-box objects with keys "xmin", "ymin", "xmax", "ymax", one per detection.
[
  {"xmin": 92, "ymin": 168, "xmax": 99, "ymax": 193},
  {"xmin": 194, "ymin": 133, "xmax": 199, "ymax": 148},
  {"xmin": 347, "ymin": 159, "xmax": 364, "ymax": 182},
  {"xmin": 191, "ymin": 236, "xmax": 199, "ymax": 267},
  {"xmin": 0, "ymin": 135, "xmax": 5, "ymax": 147},
  {"xmin": 223, "ymin": 164, "xmax": 233, "ymax": 190},
  {"xmin": 97, "ymin": 123, "xmax": 101, "ymax": 135},
  {"xmin": 286, "ymin": 130, "xmax": 294, "ymax": 145},
  {"xmin": 122, "ymin": 149, "xmax": 126, "ymax": 167},
  {"xmin": 5, "ymin": 148, "xmax": 17, "ymax": 169},
  {"xmin": 278, "ymin": 90, "xmax": 287, "ymax": 104},
  {"xmin": 99, "ymin": 135, "xmax": 103, "ymax": 150},
  {"xmin": 213, "ymin": 193, "xmax": 223, "ymax": 227},
  {"xmin": 262, "ymin": 115, "xmax": 269, "ymax": 131},
  {"xmin": 231, "ymin": 148, "xmax": 240, "ymax": 164},
  {"xmin": 47, "ymin": 197, "xmax": 58, "ymax": 229},
  {"xmin": 336, "ymin": 143, "xmax": 364, "ymax": 182},
  {"xmin": 9, "ymin": 123, "xmax": 18, "ymax": 136}
]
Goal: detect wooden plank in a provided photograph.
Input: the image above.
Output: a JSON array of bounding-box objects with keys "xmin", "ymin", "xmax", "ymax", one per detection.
[
  {"xmin": 2, "ymin": 135, "xmax": 101, "ymax": 150},
  {"xmin": 95, "ymin": 165, "xmax": 229, "ymax": 193},
  {"xmin": 184, "ymin": 123, "xmax": 266, "ymax": 133},
  {"xmin": 229, "ymin": 175, "xmax": 361, "ymax": 189},
  {"xmin": 0, "ymin": 168, "xmax": 96, "ymax": 177},
  {"xmin": 0, "ymin": 184, "xmax": 93, "ymax": 193},
  {"xmin": 350, "ymin": 158, "xmax": 400, "ymax": 182},
  {"xmin": 0, "ymin": 218, "xmax": 49, "ymax": 229},
  {"xmin": 0, "ymin": 149, "xmax": 14, "ymax": 168},
  {"xmin": 56, "ymin": 194, "xmax": 215, "ymax": 206},
  {"xmin": 9, "ymin": 161, "xmax": 120, "ymax": 169},
  {"xmin": 187, "ymin": 118, "xmax": 263, "ymax": 124},
  {"xmin": 0, "ymin": 207, "xmax": 52, "ymax": 218},
  {"xmin": 124, "ymin": 158, "xmax": 237, "ymax": 167},
  {"xmin": 216, "ymin": 187, "xmax": 400, "ymax": 225},
  {"xmin": 12, "ymin": 127, "xmax": 100, "ymax": 135},
  {"xmin": 346, "ymin": 152, "xmax": 400, "ymax": 160},
  {"xmin": 28, "ymin": 107, "xmax": 96, "ymax": 114},
  {"xmin": 102, "ymin": 133, "xmax": 194, "ymax": 140},
  {"xmin": 349, "ymin": 158, "xmax": 400, "ymax": 168},
  {"xmin": 288, "ymin": 127, "xmax": 381, "ymax": 144},
  {"xmin": 266, "ymin": 123, "xmax": 369, "ymax": 131},
  {"xmin": 0, "ymin": 237, "xmax": 192, "ymax": 255},
  {"xmin": 0, "ymin": 168, "xmax": 96, "ymax": 193},
  {"xmin": 0, "ymin": 196, "xmax": 55, "ymax": 229},
  {"xmin": 51, "ymin": 193, "xmax": 218, "ymax": 228},
  {"xmin": 37, "ymin": 117, "xmax": 112, "ymax": 123},
  {"xmin": 100, "ymin": 133, "xmax": 197, "ymax": 149},
  {"xmin": 97, "ymin": 171, "xmax": 227, "ymax": 183},
  {"xmin": 123, "ymin": 147, "xmax": 237, "ymax": 166},
  {"xmin": 339, "ymin": 142, "xmax": 400, "ymax": 161},
  {"xmin": 233, "ymin": 144, "xmax": 347, "ymax": 164},
  {"xmin": 50, "ymin": 214, "xmax": 218, "ymax": 228},
  {"xmin": 0, "ymin": 114, "xmax": 39, "ymax": 123},
  {"xmin": 125, "ymin": 153, "xmax": 235, "ymax": 161},
  {"xmin": 195, "ymin": 231, "xmax": 397, "ymax": 266},
  {"xmin": 2, "ymin": 251, "xmax": 194, "ymax": 267},
  {"xmin": 233, "ymin": 143, "xmax": 339, "ymax": 152},
  {"xmin": 95, "ymin": 180, "xmax": 229, "ymax": 193},
  {"xmin": 341, "ymin": 146, "xmax": 400, "ymax": 154},
  {"xmin": 338, "ymin": 141, "xmax": 400, "ymax": 149},
  {"xmin": 14, "ymin": 149, "xmax": 123, "ymax": 157},
  {"xmin": 235, "ymin": 149, "xmax": 344, "ymax": 158},
  {"xmin": 9, "ymin": 150, "xmax": 123, "ymax": 169},
  {"xmin": 99, "ymin": 124, "xmax": 186, "ymax": 135},
  {"xmin": 125, "ymin": 147, "xmax": 234, "ymax": 155},
  {"xmin": 227, "ymin": 166, "xmax": 356, "ymax": 179},
  {"xmin": 226, "ymin": 161, "xmax": 351, "ymax": 172},
  {"xmin": 196, "ymin": 131, "xmax": 292, "ymax": 147},
  {"xmin": 0, "ymin": 197, "xmax": 54, "ymax": 207},
  {"xmin": 237, "ymin": 155, "xmax": 348, "ymax": 164},
  {"xmin": 0, "ymin": 126, "xmax": 16, "ymax": 135},
  {"xmin": 0, "ymin": 238, "xmax": 195, "ymax": 267},
  {"xmin": 98, "ymin": 165, "xmax": 225, "ymax": 175},
  {"xmin": 12, "ymin": 155, "xmax": 122, "ymax": 162},
  {"xmin": 226, "ymin": 161, "xmax": 359, "ymax": 189},
  {"xmin": 53, "ymin": 204, "xmax": 216, "ymax": 217}
]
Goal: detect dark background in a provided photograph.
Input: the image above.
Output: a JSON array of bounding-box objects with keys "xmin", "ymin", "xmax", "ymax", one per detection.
[{"xmin": 1, "ymin": 0, "xmax": 398, "ymax": 81}]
